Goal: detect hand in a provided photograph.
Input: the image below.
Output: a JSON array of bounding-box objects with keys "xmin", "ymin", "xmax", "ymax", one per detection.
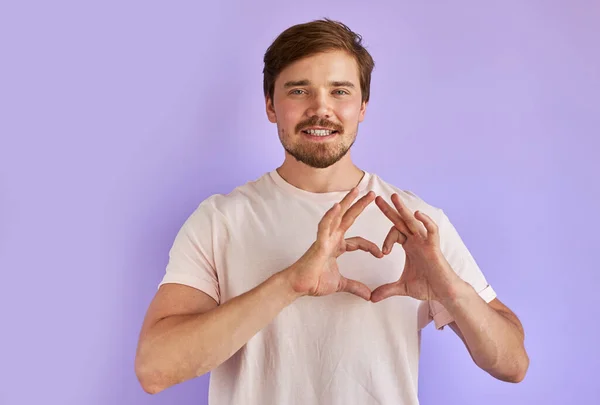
[
  {"xmin": 284, "ymin": 187, "xmax": 384, "ymax": 301},
  {"xmin": 370, "ymin": 193, "xmax": 462, "ymax": 303}
]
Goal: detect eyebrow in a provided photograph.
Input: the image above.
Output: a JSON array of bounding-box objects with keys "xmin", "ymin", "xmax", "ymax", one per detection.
[{"xmin": 283, "ymin": 80, "xmax": 356, "ymax": 89}]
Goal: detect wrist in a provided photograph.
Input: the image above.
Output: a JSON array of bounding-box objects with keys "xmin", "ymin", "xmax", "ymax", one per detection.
[
  {"xmin": 428, "ymin": 252, "xmax": 470, "ymax": 304},
  {"xmin": 276, "ymin": 267, "xmax": 308, "ymax": 301}
]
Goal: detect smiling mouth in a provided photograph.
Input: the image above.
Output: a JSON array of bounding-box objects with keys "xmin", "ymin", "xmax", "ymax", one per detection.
[{"xmin": 301, "ymin": 129, "xmax": 339, "ymax": 137}]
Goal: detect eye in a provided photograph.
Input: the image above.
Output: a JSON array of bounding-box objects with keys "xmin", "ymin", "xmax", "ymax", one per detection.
[
  {"xmin": 290, "ymin": 89, "xmax": 306, "ymax": 95},
  {"xmin": 333, "ymin": 89, "xmax": 349, "ymax": 95}
]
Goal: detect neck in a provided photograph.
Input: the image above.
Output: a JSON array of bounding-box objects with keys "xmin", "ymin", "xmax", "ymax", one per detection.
[{"xmin": 276, "ymin": 152, "xmax": 365, "ymax": 193}]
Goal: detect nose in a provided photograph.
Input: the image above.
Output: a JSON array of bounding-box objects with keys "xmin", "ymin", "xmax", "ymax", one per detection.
[{"xmin": 306, "ymin": 90, "xmax": 332, "ymax": 119}]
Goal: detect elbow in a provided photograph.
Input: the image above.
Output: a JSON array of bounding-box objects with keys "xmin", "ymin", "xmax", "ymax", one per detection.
[
  {"xmin": 134, "ymin": 352, "xmax": 212, "ymax": 395},
  {"xmin": 139, "ymin": 381, "xmax": 164, "ymax": 396},
  {"xmin": 510, "ymin": 353, "xmax": 530, "ymax": 383},
  {"xmin": 492, "ymin": 351, "xmax": 530, "ymax": 384},
  {"xmin": 135, "ymin": 369, "xmax": 162, "ymax": 395},
  {"xmin": 503, "ymin": 366, "xmax": 527, "ymax": 384},
  {"xmin": 135, "ymin": 354, "xmax": 168, "ymax": 395},
  {"xmin": 136, "ymin": 368, "xmax": 167, "ymax": 395},
  {"xmin": 510, "ymin": 371, "xmax": 526, "ymax": 384}
]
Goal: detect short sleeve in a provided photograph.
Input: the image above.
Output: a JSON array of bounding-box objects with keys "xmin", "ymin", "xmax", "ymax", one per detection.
[
  {"xmin": 158, "ymin": 199, "xmax": 225, "ymax": 304},
  {"xmin": 419, "ymin": 209, "xmax": 496, "ymax": 330}
]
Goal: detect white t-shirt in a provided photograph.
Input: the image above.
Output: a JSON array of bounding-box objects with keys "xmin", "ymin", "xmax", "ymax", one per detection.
[{"xmin": 159, "ymin": 169, "xmax": 496, "ymax": 405}]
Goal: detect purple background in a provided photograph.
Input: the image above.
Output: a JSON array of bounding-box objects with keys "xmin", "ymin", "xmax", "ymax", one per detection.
[{"xmin": 1, "ymin": 1, "xmax": 599, "ymax": 404}]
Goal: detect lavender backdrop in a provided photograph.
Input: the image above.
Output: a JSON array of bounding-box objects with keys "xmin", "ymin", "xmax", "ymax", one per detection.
[{"xmin": 1, "ymin": 1, "xmax": 599, "ymax": 404}]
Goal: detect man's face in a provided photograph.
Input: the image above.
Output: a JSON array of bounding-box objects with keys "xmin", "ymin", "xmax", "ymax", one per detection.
[{"xmin": 266, "ymin": 50, "xmax": 367, "ymax": 169}]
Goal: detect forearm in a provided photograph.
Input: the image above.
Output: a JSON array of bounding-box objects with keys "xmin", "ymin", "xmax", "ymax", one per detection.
[
  {"xmin": 441, "ymin": 281, "xmax": 529, "ymax": 382},
  {"xmin": 136, "ymin": 270, "xmax": 300, "ymax": 393}
]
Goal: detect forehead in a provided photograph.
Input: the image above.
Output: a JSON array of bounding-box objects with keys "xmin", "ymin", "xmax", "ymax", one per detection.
[{"xmin": 276, "ymin": 50, "xmax": 360, "ymax": 86}]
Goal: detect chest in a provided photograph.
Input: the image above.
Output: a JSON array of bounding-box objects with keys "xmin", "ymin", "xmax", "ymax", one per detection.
[{"xmin": 216, "ymin": 201, "xmax": 407, "ymax": 301}]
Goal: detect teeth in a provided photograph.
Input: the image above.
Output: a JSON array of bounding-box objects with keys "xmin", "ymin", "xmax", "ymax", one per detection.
[{"xmin": 305, "ymin": 129, "xmax": 333, "ymax": 136}]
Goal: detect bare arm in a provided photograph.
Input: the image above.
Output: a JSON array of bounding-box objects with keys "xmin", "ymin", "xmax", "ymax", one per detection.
[
  {"xmin": 371, "ymin": 194, "xmax": 529, "ymax": 383},
  {"xmin": 135, "ymin": 188, "xmax": 381, "ymax": 394},
  {"xmin": 442, "ymin": 285, "xmax": 529, "ymax": 383},
  {"xmin": 134, "ymin": 271, "xmax": 300, "ymax": 394}
]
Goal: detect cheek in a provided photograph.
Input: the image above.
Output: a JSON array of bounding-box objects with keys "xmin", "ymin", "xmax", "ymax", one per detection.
[
  {"xmin": 279, "ymin": 102, "xmax": 303, "ymax": 125},
  {"xmin": 336, "ymin": 102, "xmax": 363, "ymax": 122}
]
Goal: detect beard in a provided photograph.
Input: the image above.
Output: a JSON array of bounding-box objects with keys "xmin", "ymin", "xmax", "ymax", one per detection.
[{"xmin": 279, "ymin": 117, "xmax": 358, "ymax": 169}]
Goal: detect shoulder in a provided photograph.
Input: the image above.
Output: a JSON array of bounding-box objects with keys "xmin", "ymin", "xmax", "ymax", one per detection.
[{"xmin": 187, "ymin": 172, "xmax": 274, "ymax": 225}]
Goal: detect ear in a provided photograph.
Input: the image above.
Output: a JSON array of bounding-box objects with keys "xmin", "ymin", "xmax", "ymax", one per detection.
[
  {"xmin": 358, "ymin": 100, "xmax": 368, "ymax": 123},
  {"xmin": 266, "ymin": 96, "xmax": 277, "ymax": 123}
]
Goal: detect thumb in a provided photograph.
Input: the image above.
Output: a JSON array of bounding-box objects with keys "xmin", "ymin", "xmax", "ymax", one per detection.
[
  {"xmin": 370, "ymin": 282, "xmax": 407, "ymax": 303},
  {"xmin": 338, "ymin": 277, "xmax": 371, "ymax": 301}
]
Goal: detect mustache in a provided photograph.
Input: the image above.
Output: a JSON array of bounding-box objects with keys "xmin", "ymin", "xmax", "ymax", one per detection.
[{"xmin": 296, "ymin": 117, "xmax": 344, "ymax": 134}]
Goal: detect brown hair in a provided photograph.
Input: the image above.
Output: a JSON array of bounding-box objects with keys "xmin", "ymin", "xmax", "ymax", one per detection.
[{"xmin": 263, "ymin": 18, "xmax": 375, "ymax": 104}]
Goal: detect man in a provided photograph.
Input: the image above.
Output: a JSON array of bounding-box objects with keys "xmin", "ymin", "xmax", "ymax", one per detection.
[{"xmin": 135, "ymin": 18, "xmax": 529, "ymax": 404}]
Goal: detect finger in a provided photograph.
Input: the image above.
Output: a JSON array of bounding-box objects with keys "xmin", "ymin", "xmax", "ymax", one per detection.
[
  {"xmin": 370, "ymin": 282, "xmax": 408, "ymax": 303},
  {"xmin": 345, "ymin": 236, "xmax": 384, "ymax": 258},
  {"xmin": 382, "ymin": 226, "xmax": 407, "ymax": 254},
  {"xmin": 338, "ymin": 191, "xmax": 376, "ymax": 233},
  {"xmin": 339, "ymin": 187, "xmax": 360, "ymax": 212},
  {"xmin": 317, "ymin": 203, "xmax": 340, "ymax": 240},
  {"xmin": 415, "ymin": 210, "xmax": 438, "ymax": 237},
  {"xmin": 339, "ymin": 276, "xmax": 371, "ymax": 301},
  {"xmin": 375, "ymin": 196, "xmax": 412, "ymax": 236},
  {"xmin": 390, "ymin": 194, "xmax": 424, "ymax": 236},
  {"xmin": 330, "ymin": 187, "xmax": 360, "ymax": 232}
]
